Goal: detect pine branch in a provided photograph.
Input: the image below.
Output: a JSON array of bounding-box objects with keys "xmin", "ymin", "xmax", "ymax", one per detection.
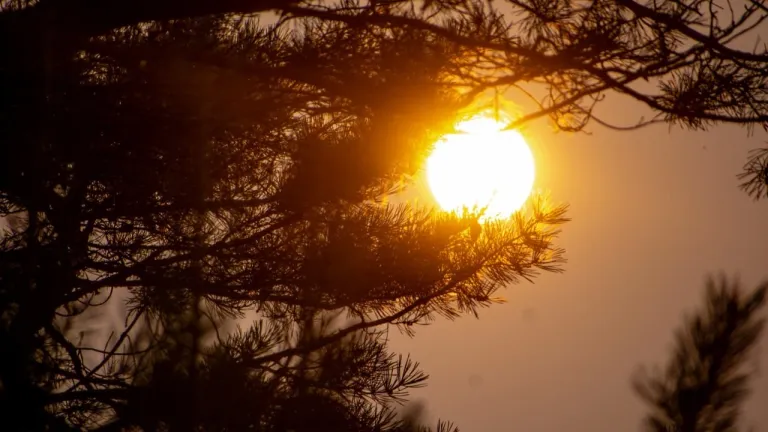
[{"xmin": 634, "ymin": 275, "xmax": 767, "ymax": 432}]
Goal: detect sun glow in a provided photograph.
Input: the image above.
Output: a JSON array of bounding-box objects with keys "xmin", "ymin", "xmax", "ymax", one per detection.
[{"xmin": 426, "ymin": 115, "xmax": 535, "ymax": 220}]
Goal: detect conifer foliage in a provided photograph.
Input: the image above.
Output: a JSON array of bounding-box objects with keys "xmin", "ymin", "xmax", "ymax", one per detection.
[{"xmin": 3, "ymin": 0, "xmax": 768, "ymax": 429}]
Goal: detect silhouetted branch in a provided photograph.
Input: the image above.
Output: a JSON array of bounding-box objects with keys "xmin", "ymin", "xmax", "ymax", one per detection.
[
  {"xmin": 634, "ymin": 275, "xmax": 766, "ymax": 432},
  {"xmin": 737, "ymin": 145, "xmax": 768, "ymax": 201}
]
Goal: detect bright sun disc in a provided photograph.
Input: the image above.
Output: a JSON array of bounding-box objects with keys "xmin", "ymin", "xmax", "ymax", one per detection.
[{"xmin": 426, "ymin": 116, "xmax": 535, "ymax": 220}]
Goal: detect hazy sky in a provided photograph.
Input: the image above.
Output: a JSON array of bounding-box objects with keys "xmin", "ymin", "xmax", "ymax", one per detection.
[
  {"xmin": 4, "ymin": 5, "xmax": 766, "ymax": 431},
  {"xmin": 395, "ymin": 5, "xmax": 768, "ymax": 430},
  {"xmin": 391, "ymin": 93, "xmax": 768, "ymax": 431}
]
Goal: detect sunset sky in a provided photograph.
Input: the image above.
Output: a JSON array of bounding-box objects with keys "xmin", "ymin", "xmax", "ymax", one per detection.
[
  {"xmin": 392, "ymin": 93, "xmax": 768, "ymax": 431},
  {"xmin": 4, "ymin": 2, "xmax": 767, "ymax": 430}
]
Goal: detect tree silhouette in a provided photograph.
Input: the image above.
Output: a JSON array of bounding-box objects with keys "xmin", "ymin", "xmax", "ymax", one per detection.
[
  {"xmin": 3, "ymin": 0, "xmax": 768, "ymax": 430},
  {"xmin": 3, "ymin": 1, "xmax": 768, "ymax": 202},
  {"xmin": 0, "ymin": 10, "xmax": 568, "ymax": 431},
  {"xmin": 634, "ymin": 275, "xmax": 767, "ymax": 432},
  {"xmin": 4, "ymin": 0, "xmax": 768, "ymax": 131},
  {"xmin": 737, "ymin": 137, "xmax": 768, "ymax": 201},
  {"xmin": 92, "ymin": 308, "xmax": 460, "ymax": 431}
]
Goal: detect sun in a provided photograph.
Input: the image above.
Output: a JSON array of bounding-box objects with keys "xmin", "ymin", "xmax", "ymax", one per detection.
[{"xmin": 426, "ymin": 115, "xmax": 535, "ymax": 220}]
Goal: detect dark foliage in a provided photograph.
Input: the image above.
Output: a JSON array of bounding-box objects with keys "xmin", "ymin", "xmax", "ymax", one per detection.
[
  {"xmin": 738, "ymin": 144, "xmax": 768, "ymax": 201},
  {"xmin": 634, "ymin": 275, "xmax": 767, "ymax": 432},
  {"xmin": 0, "ymin": 4, "xmax": 569, "ymax": 431},
  {"xmin": 3, "ymin": 1, "xmax": 768, "ymax": 196},
  {"xmin": 3, "ymin": 0, "xmax": 768, "ymax": 430},
  {"xmin": 93, "ymin": 308, "xmax": 457, "ymax": 432}
]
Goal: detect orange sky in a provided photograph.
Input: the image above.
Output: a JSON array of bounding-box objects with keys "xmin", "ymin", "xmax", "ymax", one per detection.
[
  {"xmin": 4, "ymin": 6, "xmax": 765, "ymax": 430},
  {"xmin": 391, "ymin": 91, "xmax": 768, "ymax": 431}
]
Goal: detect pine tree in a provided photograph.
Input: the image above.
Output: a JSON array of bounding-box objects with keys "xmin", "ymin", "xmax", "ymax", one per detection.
[
  {"xmin": 3, "ymin": 0, "xmax": 768, "ymax": 429},
  {"xmin": 634, "ymin": 275, "xmax": 767, "ymax": 432},
  {"xmin": 0, "ymin": 13, "xmax": 567, "ymax": 430}
]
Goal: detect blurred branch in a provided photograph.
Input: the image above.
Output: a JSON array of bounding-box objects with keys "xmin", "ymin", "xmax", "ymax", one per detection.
[{"xmin": 634, "ymin": 275, "xmax": 767, "ymax": 432}]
